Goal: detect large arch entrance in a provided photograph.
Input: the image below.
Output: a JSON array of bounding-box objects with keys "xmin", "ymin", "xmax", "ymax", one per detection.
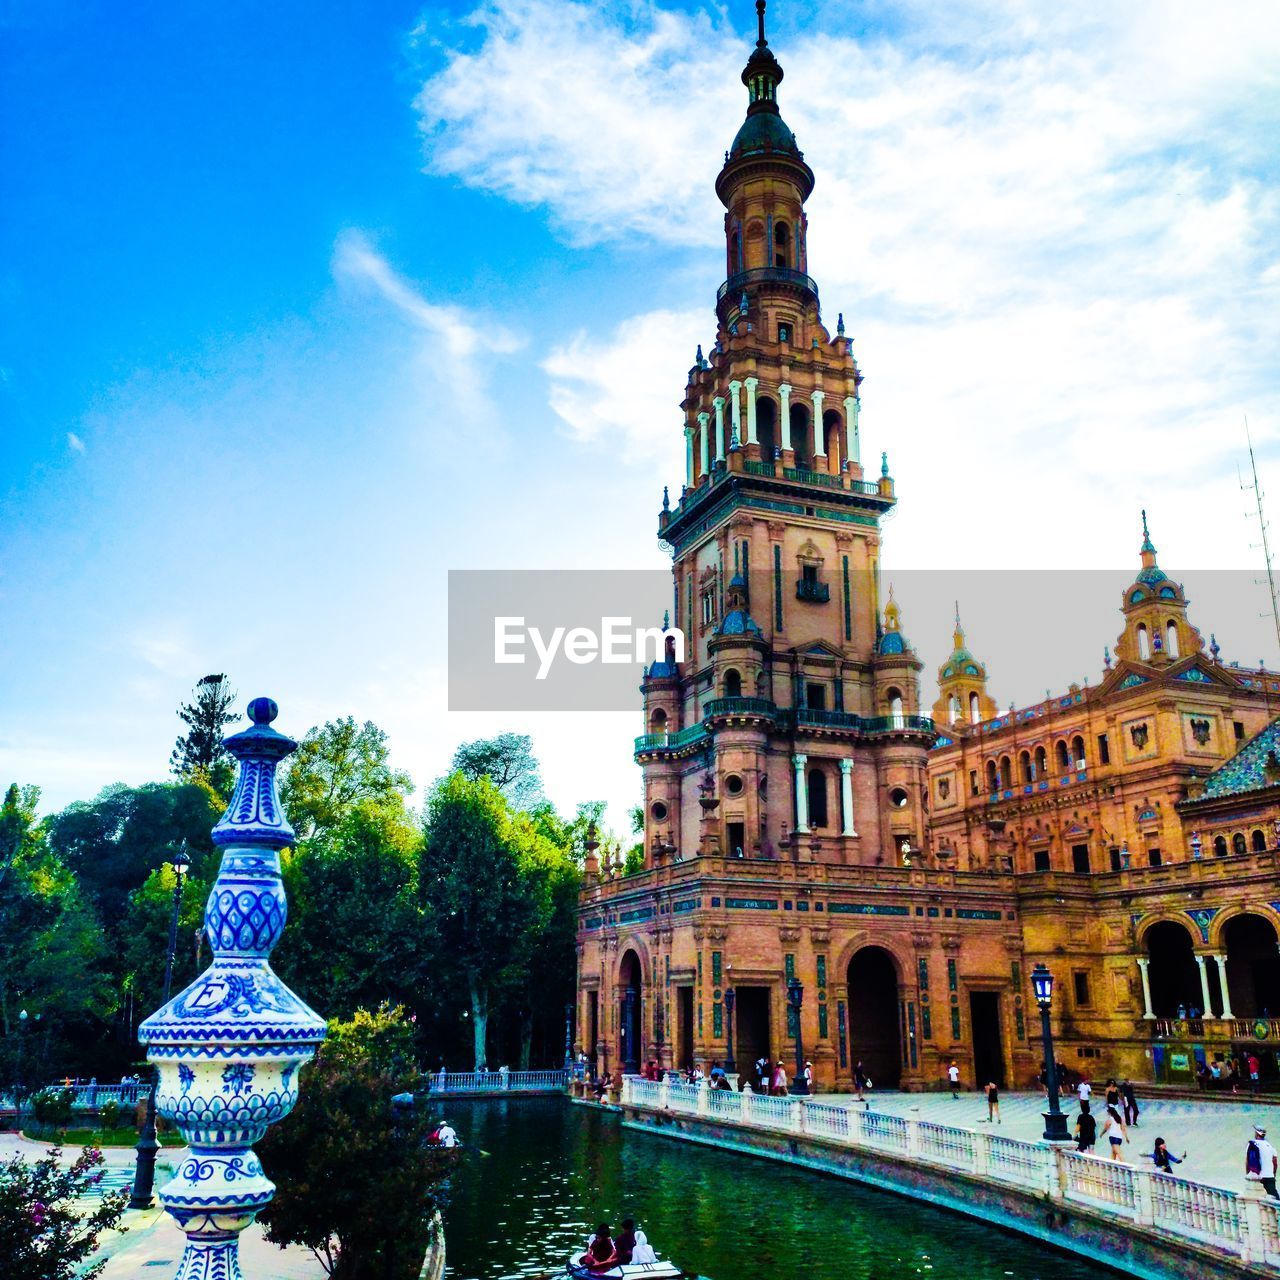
[
  {"xmin": 619, "ymin": 949, "xmax": 643, "ymax": 1074},
  {"xmin": 847, "ymin": 947, "xmax": 901, "ymax": 1087},
  {"xmin": 1145, "ymin": 921, "xmax": 1199, "ymax": 1016},
  {"xmin": 1225, "ymin": 914, "xmax": 1280, "ymax": 1018}
]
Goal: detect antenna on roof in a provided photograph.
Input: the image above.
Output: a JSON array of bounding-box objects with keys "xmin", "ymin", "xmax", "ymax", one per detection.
[{"xmin": 1242, "ymin": 417, "xmax": 1280, "ymax": 662}]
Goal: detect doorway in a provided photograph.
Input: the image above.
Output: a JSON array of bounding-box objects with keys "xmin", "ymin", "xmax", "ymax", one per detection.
[
  {"xmin": 587, "ymin": 991, "xmax": 599, "ymax": 1074},
  {"xmin": 969, "ymin": 991, "xmax": 1005, "ymax": 1087},
  {"xmin": 847, "ymin": 947, "xmax": 901, "ymax": 1086},
  {"xmin": 734, "ymin": 986, "xmax": 771, "ymax": 1080},
  {"xmin": 676, "ymin": 987, "xmax": 694, "ymax": 1070}
]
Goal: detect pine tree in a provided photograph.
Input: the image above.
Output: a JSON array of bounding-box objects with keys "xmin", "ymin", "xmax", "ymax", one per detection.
[{"xmin": 170, "ymin": 674, "xmax": 237, "ymax": 795}]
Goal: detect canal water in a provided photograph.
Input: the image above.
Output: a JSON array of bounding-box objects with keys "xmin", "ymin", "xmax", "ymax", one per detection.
[{"xmin": 437, "ymin": 1099, "xmax": 1116, "ymax": 1280}]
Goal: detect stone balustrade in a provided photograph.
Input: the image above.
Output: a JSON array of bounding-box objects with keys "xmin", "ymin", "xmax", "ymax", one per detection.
[{"xmin": 622, "ymin": 1076, "xmax": 1280, "ymax": 1272}]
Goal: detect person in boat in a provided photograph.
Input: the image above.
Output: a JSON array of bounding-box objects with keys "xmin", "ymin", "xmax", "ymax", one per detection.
[
  {"xmin": 579, "ymin": 1223, "xmax": 618, "ymax": 1272},
  {"xmin": 434, "ymin": 1119, "xmax": 459, "ymax": 1148},
  {"xmin": 629, "ymin": 1226, "xmax": 657, "ymax": 1265},
  {"xmin": 615, "ymin": 1218, "xmax": 637, "ymax": 1264}
]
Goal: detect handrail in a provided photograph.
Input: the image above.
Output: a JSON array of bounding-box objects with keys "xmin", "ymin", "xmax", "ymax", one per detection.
[
  {"xmin": 431, "ymin": 1070, "xmax": 568, "ymax": 1093},
  {"xmin": 702, "ymin": 697, "xmax": 778, "ymax": 719},
  {"xmin": 716, "ymin": 266, "xmax": 820, "ymax": 307}
]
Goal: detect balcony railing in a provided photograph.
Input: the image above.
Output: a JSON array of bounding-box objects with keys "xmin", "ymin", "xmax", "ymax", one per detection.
[
  {"xmin": 633, "ymin": 723, "xmax": 711, "ymax": 754},
  {"xmin": 796, "ymin": 578, "xmax": 831, "ymax": 603},
  {"xmin": 702, "ymin": 696, "xmax": 778, "ymax": 719},
  {"xmin": 862, "ymin": 714, "xmax": 936, "ymax": 735},
  {"xmin": 716, "ymin": 266, "xmax": 820, "ymax": 308},
  {"xmin": 743, "ymin": 460, "xmax": 776, "ymax": 477},
  {"xmin": 793, "ymin": 708, "xmax": 862, "ymax": 730},
  {"xmin": 784, "ymin": 466, "xmax": 843, "ymax": 490}
]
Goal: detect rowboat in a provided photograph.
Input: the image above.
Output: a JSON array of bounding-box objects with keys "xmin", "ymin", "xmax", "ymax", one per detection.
[{"xmin": 566, "ymin": 1263, "xmax": 687, "ymax": 1279}]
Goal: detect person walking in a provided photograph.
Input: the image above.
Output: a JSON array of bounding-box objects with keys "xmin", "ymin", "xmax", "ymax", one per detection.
[
  {"xmin": 799, "ymin": 1060, "xmax": 813, "ymax": 1093},
  {"xmin": 1247, "ymin": 1124, "xmax": 1279, "ymax": 1198},
  {"xmin": 1121, "ymin": 1078, "xmax": 1139, "ymax": 1127},
  {"xmin": 1100, "ymin": 1104, "xmax": 1129, "ymax": 1161},
  {"xmin": 1074, "ymin": 1101, "xmax": 1097, "ymax": 1153},
  {"xmin": 1249, "ymin": 1053, "xmax": 1263, "ymax": 1096},
  {"xmin": 771, "ymin": 1060, "xmax": 788, "ymax": 1096},
  {"xmin": 947, "ymin": 1061, "xmax": 960, "ymax": 1099},
  {"xmin": 854, "ymin": 1060, "xmax": 868, "ymax": 1105},
  {"xmin": 1077, "ymin": 1077, "xmax": 1092, "ymax": 1106},
  {"xmin": 983, "ymin": 1080, "xmax": 1001, "ymax": 1124},
  {"xmin": 1142, "ymin": 1137, "xmax": 1185, "ymax": 1173}
]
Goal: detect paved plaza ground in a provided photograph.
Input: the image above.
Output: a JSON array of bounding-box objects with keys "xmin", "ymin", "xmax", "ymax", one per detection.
[
  {"xmin": 0, "ymin": 1132, "xmax": 325, "ymax": 1277},
  {"xmin": 820, "ymin": 1087, "xmax": 1280, "ymax": 1193}
]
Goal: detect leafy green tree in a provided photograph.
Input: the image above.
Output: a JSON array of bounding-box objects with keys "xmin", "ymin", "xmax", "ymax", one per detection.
[
  {"xmin": 420, "ymin": 773, "xmax": 546, "ymax": 1069},
  {"xmin": 257, "ymin": 1005, "xmax": 451, "ymax": 1280},
  {"xmin": 0, "ymin": 786, "xmax": 112, "ymax": 1087},
  {"xmin": 450, "ymin": 733, "xmax": 545, "ymax": 811},
  {"xmin": 273, "ymin": 809, "xmax": 428, "ymax": 1019},
  {"xmin": 118, "ymin": 861, "xmax": 210, "ymax": 1025},
  {"xmin": 0, "ymin": 1144, "xmax": 126, "ymax": 1280},
  {"xmin": 170, "ymin": 673, "xmax": 238, "ymax": 796},
  {"xmin": 282, "ymin": 718, "xmax": 414, "ymax": 840}
]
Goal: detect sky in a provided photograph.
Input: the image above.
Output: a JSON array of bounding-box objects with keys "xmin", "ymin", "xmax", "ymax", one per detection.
[{"xmin": 2, "ymin": 0, "xmax": 1279, "ymax": 832}]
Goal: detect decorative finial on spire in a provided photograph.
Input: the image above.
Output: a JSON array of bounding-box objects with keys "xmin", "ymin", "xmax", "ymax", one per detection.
[
  {"xmin": 662, "ymin": 608, "xmax": 670, "ymax": 631},
  {"xmin": 1142, "ymin": 507, "xmax": 1149, "ymax": 539},
  {"xmin": 880, "ymin": 450, "xmax": 889, "ymax": 478},
  {"xmin": 739, "ymin": 291, "xmax": 749, "ymax": 316},
  {"xmin": 954, "ymin": 600, "xmax": 961, "ymax": 629},
  {"xmin": 695, "ymin": 343, "xmax": 703, "ymax": 365},
  {"xmin": 836, "ymin": 312, "xmax": 845, "ymax": 336},
  {"xmin": 757, "ymin": 0, "xmax": 767, "ymax": 46},
  {"xmin": 662, "ymin": 484, "xmax": 670, "ymax": 512},
  {"xmin": 1104, "ymin": 645, "xmax": 1112, "ymax": 669},
  {"xmin": 1210, "ymin": 632, "xmax": 1221, "ymax": 661}
]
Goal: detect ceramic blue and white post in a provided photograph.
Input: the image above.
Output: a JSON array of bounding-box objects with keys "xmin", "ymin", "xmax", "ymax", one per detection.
[{"xmin": 138, "ymin": 697, "xmax": 326, "ymax": 1280}]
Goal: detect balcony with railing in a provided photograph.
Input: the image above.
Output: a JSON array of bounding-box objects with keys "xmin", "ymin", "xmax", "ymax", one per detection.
[
  {"xmin": 702, "ymin": 696, "xmax": 778, "ymax": 720},
  {"xmin": 716, "ymin": 266, "xmax": 819, "ymax": 309},
  {"xmin": 795, "ymin": 577, "xmax": 831, "ymax": 603},
  {"xmin": 633, "ymin": 723, "xmax": 712, "ymax": 755}
]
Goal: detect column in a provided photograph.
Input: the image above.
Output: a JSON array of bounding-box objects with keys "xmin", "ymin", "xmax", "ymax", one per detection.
[
  {"xmin": 1213, "ymin": 953, "xmax": 1234, "ymax": 1019},
  {"xmin": 845, "ymin": 394, "xmax": 860, "ymax": 466},
  {"xmin": 840, "ymin": 758, "xmax": 856, "ymax": 836},
  {"xmin": 793, "ymin": 753, "xmax": 809, "ymax": 833},
  {"xmin": 1135, "ymin": 957, "xmax": 1155, "ymax": 1020},
  {"xmin": 713, "ymin": 397, "xmax": 726, "ymax": 463},
  {"xmin": 1195, "ymin": 954, "xmax": 1214, "ymax": 1018},
  {"xmin": 778, "ymin": 383, "xmax": 792, "ymax": 455},
  {"xmin": 728, "ymin": 381, "xmax": 742, "ymax": 451},
  {"xmin": 698, "ymin": 412, "xmax": 710, "ymax": 479},
  {"xmin": 811, "ymin": 389, "xmax": 825, "ymax": 460},
  {"xmin": 744, "ymin": 376, "xmax": 759, "ymax": 445},
  {"xmin": 684, "ymin": 425, "xmax": 694, "ymax": 488}
]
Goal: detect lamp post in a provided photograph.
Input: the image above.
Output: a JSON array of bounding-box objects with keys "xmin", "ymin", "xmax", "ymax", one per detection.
[
  {"xmin": 130, "ymin": 839, "xmax": 191, "ymax": 1209},
  {"xmin": 1031, "ymin": 963, "xmax": 1070, "ymax": 1141},
  {"xmin": 787, "ymin": 977, "xmax": 807, "ymax": 1095},
  {"xmin": 563, "ymin": 1003, "xmax": 574, "ymax": 1072},
  {"xmin": 723, "ymin": 988, "xmax": 737, "ymax": 1074},
  {"xmin": 622, "ymin": 985, "xmax": 639, "ymax": 1074}
]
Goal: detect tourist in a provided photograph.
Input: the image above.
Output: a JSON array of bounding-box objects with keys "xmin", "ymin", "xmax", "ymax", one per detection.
[
  {"xmin": 630, "ymin": 1226, "xmax": 658, "ymax": 1265},
  {"xmin": 771, "ymin": 1060, "xmax": 789, "ymax": 1096},
  {"xmin": 594, "ymin": 1070, "xmax": 612, "ymax": 1102},
  {"xmin": 755, "ymin": 1055, "xmax": 770, "ymax": 1091},
  {"xmin": 1077, "ymin": 1077, "xmax": 1092, "ymax": 1105},
  {"xmin": 947, "ymin": 1060, "xmax": 960, "ymax": 1099},
  {"xmin": 799, "ymin": 1060, "xmax": 813, "ymax": 1092},
  {"xmin": 1121, "ymin": 1079, "xmax": 1139, "ymax": 1127},
  {"xmin": 709, "ymin": 1060, "xmax": 726, "ymax": 1084},
  {"xmin": 615, "ymin": 1218, "xmax": 637, "ymax": 1264},
  {"xmin": 1249, "ymin": 1052, "xmax": 1263, "ymax": 1096},
  {"xmin": 1105, "ymin": 1078, "xmax": 1120, "ymax": 1110},
  {"xmin": 1196, "ymin": 1061, "xmax": 1210, "ymax": 1091},
  {"xmin": 579, "ymin": 1224, "xmax": 618, "ymax": 1272},
  {"xmin": 1143, "ymin": 1137, "xmax": 1185, "ymax": 1173},
  {"xmin": 1075, "ymin": 1101, "xmax": 1096, "ymax": 1153},
  {"xmin": 690, "ymin": 1062, "xmax": 705, "ymax": 1084},
  {"xmin": 983, "ymin": 1080, "xmax": 1001, "ymax": 1124},
  {"xmin": 1100, "ymin": 1104, "xmax": 1128, "ymax": 1160},
  {"xmin": 1210, "ymin": 1060, "xmax": 1223, "ymax": 1087},
  {"xmin": 1228, "ymin": 1057, "xmax": 1241, "ymax": 1094},
  {"xmin": 1177, "ymin": 1002, "xmax": 1187, "ymax": 1020},
  {"xmin": 854, "ymin": 1060, "xmax": 867, "ymax": 1100},
  {"xmin": 1246, "ymin": 1124, "xmax": 1279, "ymax": 1197}
]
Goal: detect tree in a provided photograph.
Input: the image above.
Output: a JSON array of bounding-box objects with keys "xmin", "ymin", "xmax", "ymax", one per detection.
[
  {"xmin": 0, "ymin": 1145, "xmax": 126, "ymax": 1280},
  {"xmin": 450, "ymin": 733, "xmax": 544, "ymax": 811},
  {"xmin": 282, "ymin": 718, "xmax": 414, "ymax": 840},
  {"xmin": 420, "ymin": 773, "xmax": 543, "ymax": 1069},
  {"xmin": 257, "ymin": 1006, "xmax": 451, "ymax": 1280},
  {"xmin": 170, "ymin": 674, "xmax": 238, "ymax": 796}
]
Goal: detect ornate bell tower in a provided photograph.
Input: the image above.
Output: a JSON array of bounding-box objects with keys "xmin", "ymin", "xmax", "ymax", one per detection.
[{"xmin": 637, "ymin": 1, "xmax": 934, "ymax": 870}]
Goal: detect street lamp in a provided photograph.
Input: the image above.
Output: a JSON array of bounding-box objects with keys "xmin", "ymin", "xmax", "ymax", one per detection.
[
  {"xmin": 1031, "ymin": 963, "xmax": 1070, "ymax": 1141},
  {"xmin": 563, "ymin": 1003, "xmax": 574, "ymax": 1072},
  {"xmin": 723, "ymin": 988, "xmax": 737, "ymax": 1074},
  {"xmin": 130, "ymin": 840, "xmax": 191, "ymax": 1209},
  {"xmin": 622, "ymin": 985, "xmax": 639, "ymax": 1074},
  {"xmin": 787, "ymin": 977, "xmax": 808, "ymax": 1095}
]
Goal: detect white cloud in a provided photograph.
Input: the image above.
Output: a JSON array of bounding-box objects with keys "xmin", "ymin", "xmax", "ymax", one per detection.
[{"xmin": 66, "ymin": 431, "xmax": 85, "ymax": 453}]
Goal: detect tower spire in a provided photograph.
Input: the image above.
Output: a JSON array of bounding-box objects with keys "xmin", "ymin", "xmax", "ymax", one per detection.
[{"xmin": 757, "ymin": 0, "xmax": 767, "ymax": 45}]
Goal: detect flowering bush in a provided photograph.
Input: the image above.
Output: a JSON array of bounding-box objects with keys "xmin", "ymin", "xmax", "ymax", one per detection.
[{"xmin": 0, "ymin": 1145, "xmax": 126, "ymax": 1279}]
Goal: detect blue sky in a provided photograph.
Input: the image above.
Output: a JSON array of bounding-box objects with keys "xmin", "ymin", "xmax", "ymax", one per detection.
[{"xmin": 3, "ymin": 1, "xmax": 1279, "ymax": 830}]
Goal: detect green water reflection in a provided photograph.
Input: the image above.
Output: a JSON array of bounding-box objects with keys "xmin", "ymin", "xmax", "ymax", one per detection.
[{"xmin": 438, "ymin": 1099, "xmax": 1115, "ymax": 1280}]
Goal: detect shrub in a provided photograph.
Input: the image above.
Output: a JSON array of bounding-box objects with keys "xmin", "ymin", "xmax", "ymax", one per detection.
[
  {"xmin": 98, "ymin": 1101, "xmax": 121, "ymax": 1131},
  {"xmin": 30, "ymin": 1089, "xmax": 74, "ymax": 1130}
]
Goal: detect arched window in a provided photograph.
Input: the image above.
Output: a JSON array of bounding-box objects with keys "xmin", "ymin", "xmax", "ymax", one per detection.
[
  {"xmin": 1214, "ymin": 835, "xmax": 1228, "ymax": 857},
  {"xmin": 1233, "ymin": 832, "xmax": 1248, "ymax": 855},
  {"xmin": 756, "ymin": 395, "xmax": 778, "ymax": 461},
  {"xmin": 822, "ymin": 408, "xmax": 843, "ymax": 471},
  {"xmin": 730, "ymin": 229, "xmax": 742, "ymax": 275},
  {"xmin": 649, "ymin": 707, "xmax": 667, "ymax": 734},
  {"xmin": 1071, "ymin": 735, "xmax": 1086, "ymax": 768},
  {"xmin": 887, "ymin": 688, "xmax": 904, "ymax": 726},
  {"xmin": 949, "ymin": 694, "xmax": 960, "ymax": 723},
  {"xmin": 774, "ymin": 221, "xmax": 790, "ymax": 268},
  {"xmin": 807, "ymin": 769, "xmax": 828, "ymax": 827},
  {"xmin": 724, "ymin": 669, "xmax": 742, "ymax": 698},
  {"xmin": 1137, "ymin": 623, "xmax": 1150, "ymax": 661},
  {"xmin": 969, "ymin": 692, "xmax": 981, "ymax": 724},
  {"xmin": 998, "ymin": 754, "xmax": 1012, "ymax": 789},
  {"xmin": 1252, "ymin": 828, "xmax": 1267, "ymax": 852},
  {"xmin": 1055, "ymin": 739, "xmax": 1070, "ymax": 771},
  {"xmin": 789, "ymin": 401, "xmax": 811, "ymax": 467},
  {"xmin": 1019, "ymin": 750, "xmax": 1032, "ymax": 784},
  {"xmin": 984, "ymin": 760, "xmax": 997, "ymax": 792},
  {"xmin": 1034, "ymin": 745, "xmax": 1048, "ymax": 778},
  {"xmin": 1166, "ymin": 620, "xmax": 1180, "ymax": 658}
]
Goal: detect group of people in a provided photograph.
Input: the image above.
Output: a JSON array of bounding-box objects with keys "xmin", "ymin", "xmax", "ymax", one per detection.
[
  {"xmin": 944, "ymin": 1062, "xmax": 1002, "ymax": 1123},
  {"xmin": 577, "ymin": 1219, "xmax": 658, "ymax": 1272},
  {"xmin": 1198, "ymin": 1052, "xmax": 1265, "ymax": 1094}
]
